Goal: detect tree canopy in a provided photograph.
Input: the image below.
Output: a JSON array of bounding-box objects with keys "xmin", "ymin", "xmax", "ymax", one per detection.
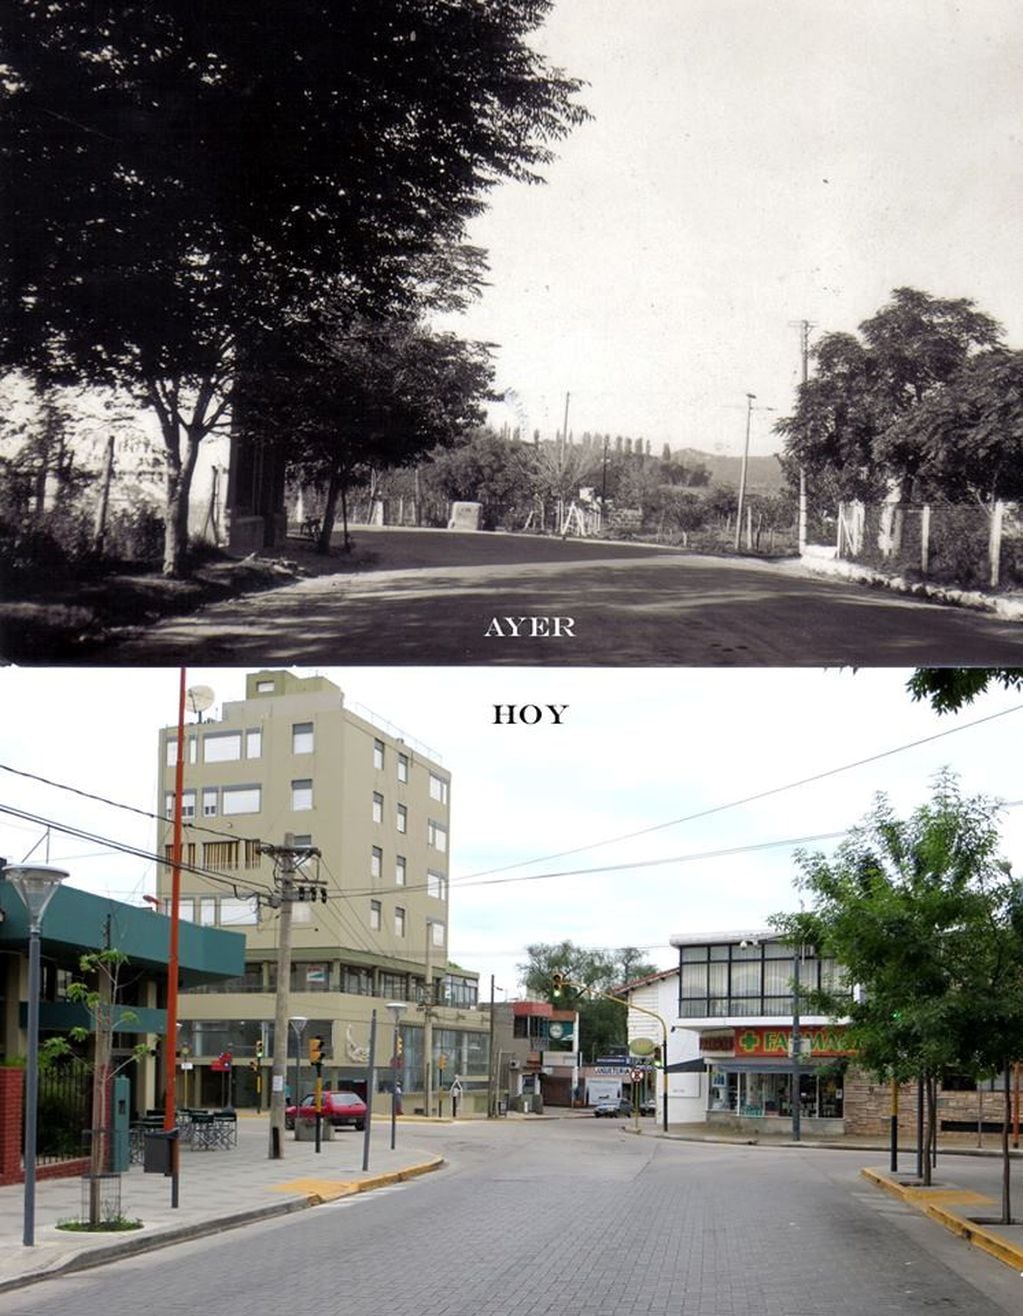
[
  {"xmin": 775, "ymin": 287, "xmax": 1003, "ymax": 507},
  {"xmin": 771, "ymin": 771, "xmax": 1023, "ymax": 1207},
  {"xmin": 907, "ymin": 668, "xmax": 1023, "ymax": 714},
  {"xmin": 517, "ymin": 940, "xmax": 659, "ymax": 1061},
  {"xmin": 0, "ymin": 2, "xmax": 588, "ymax": 572}
]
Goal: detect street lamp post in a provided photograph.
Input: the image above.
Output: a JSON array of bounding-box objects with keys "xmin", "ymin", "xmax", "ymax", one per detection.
[
  {"xmin": 290, "ymin": 1017, "xmax": 307, "ymax": 1124},
  {"xmin": 386, "ymin": 1002, "xmax": 405, "ymax": 1149},
  {"xmin": 4, "ymin": 863, "xmax": 68, "ymax": 1247}
]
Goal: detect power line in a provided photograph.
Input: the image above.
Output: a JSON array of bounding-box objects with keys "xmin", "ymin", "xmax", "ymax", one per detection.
[
  {"xmin": 0, "ymin": 803, "xmax": 274, "ymax": 898},
  {"xmin": 0, "ymin": 761, "xmax": 264, "ymax": 847},
  {"xmin": 449, "ymin": 702, "xmax": 1023, "ymax": 885}
]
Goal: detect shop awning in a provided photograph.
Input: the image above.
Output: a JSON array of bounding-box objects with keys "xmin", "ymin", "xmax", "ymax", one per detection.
[
  {"xmin": 706, "ymin": 1057, "xmax": 833, "ymax": 1073},
  {"xmin": 666, "ymin": 1058, "xmax": 707, "ymax": 1073}
]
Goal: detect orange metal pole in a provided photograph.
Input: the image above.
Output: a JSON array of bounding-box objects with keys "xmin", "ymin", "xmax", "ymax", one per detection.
[{"xmin": 164, "ymin": 668, "xmax": 186, "ymax": 1135}]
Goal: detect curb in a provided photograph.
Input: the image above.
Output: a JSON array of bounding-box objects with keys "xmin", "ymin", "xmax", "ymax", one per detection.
[
  {"xmin": 0, "ymin": 1156, "xmax": 444, "ymax": 1295},
  {"xmin": 861, "ymin": 1167, "xmax": 1023, "ymax": 1272}
]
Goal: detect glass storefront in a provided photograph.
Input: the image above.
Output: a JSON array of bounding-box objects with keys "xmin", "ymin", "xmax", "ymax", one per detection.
[{"xmin": 708, "ymin": 1066, "xmax": 844, "ymax": 1120}]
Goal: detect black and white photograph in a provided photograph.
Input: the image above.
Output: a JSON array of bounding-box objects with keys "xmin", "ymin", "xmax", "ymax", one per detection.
[
  {"xmin": 2, "ymin": 2, "xmax": 1022, "ymax": 664},
  {"xmin": 3, "ymin": 3, "xmax": 1023, "ymax": 1314}
]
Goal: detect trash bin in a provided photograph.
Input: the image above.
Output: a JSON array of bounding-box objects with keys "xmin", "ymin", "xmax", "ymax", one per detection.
[{"xmin": 143, "ymin": 1127, "xmax": 178, "ymax": 1175}]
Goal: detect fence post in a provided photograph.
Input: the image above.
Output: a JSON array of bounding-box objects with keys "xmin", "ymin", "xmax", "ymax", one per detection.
[
  {"xmin": 920, "ymin": 504, "xmax": 931, "ymax": 576},
  {"xmin": 989, "ymin": 500, "xmax": 1005, "ymax": 589}
]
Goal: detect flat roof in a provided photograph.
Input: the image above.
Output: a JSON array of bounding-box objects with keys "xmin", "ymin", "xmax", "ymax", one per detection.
[{"xmin": 0, "ymin": 881, "xmax": 245, "ymax": 986}]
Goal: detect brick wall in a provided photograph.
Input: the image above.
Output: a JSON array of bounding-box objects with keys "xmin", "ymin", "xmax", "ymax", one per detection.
[
  {"xmin": 0, "ymin": 1067, "xmax": 22, "ymax": 1184},
  {"xmin": 844, "ymin": 1067, "xmax": 1016, "ymax": 1139},
  {"xmin": 0, "ymin": 1066, "xmax": 89, "ymax": 1185}
]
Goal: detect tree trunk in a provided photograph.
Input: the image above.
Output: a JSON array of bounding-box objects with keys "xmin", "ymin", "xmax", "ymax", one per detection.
[
  {"xmin": 922, "ymin": 1074, "xmax": 937, "ymax": 1186},
  {"xmin": 316, "ymin": 471, "xmax": 341, "ymax": 555},
  {"xmin": 339, "ymin": 479, "xmax": 352, "ymax": 552},
  {"xmin": 89, "ymin": 977, "xmax": 112, "ymax": 1225}
]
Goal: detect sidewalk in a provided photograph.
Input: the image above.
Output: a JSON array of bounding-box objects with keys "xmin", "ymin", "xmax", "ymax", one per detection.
[
  {"xmin": 662, "ymin": 1121, "xmax": 1023, "ymax": 1274},
  {"xmin": 0, "ymin": 1115, "xmax": 443, "ymax": 1293}
]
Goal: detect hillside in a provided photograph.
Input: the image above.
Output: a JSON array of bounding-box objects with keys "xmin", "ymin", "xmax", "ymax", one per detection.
[{"xmin": 673, "ymin": 447, "xmax": 786, "ymax": 494}]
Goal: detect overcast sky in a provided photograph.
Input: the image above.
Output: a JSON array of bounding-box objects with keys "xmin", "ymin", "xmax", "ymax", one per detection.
[
  {"xmin": 441, "ymin": 0, "xmax": 1023, "ymax": 453},
  {"xmin": 2, "ymin": 665, "xmax": 1021, "ymax": 995}
]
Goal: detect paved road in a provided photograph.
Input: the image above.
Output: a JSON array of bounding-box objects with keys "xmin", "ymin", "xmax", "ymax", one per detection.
[
  {"xmin": 13, "ymin": 1120, "xmax": 1021, "ymax": 1315},
  {"xmin": 94, "ymin": 529, "xmax": 1023, "ymax": 666}
]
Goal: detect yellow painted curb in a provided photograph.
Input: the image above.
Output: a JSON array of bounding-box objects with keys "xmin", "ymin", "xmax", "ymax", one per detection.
[
  {"xmin": 861, "ymin": 1168, "xmax": 1023, "ymax": 1272},
  {"xmin": 272, "ymin": 1155, "xmax": 444, "ymax": 1205}
]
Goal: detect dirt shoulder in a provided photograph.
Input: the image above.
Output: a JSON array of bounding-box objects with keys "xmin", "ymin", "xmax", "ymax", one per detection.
[{"xmin": 0, "ymin": 539, "xmax": 370, "ymax": 662}]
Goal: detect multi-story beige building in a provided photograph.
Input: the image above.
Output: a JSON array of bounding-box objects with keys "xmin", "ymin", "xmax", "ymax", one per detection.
[{"xmin": 155, "ymin": 670, "xmax": 487, "ymax": 1114}]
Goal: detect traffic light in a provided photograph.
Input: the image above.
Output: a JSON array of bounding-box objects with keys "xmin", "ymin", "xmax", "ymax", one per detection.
[
  {"xmin": 552, "ymin": 972, "xmax": 565, "ymax": 995},
  {"xmin": 255, "ymin": 1039, "xmax": 264, "ymax": 1060},
  {"xmin": 309, "ymin": 1034, "xmax": 324, "ymax": 1064},
  {"xmin": 249, "ymin": 1059, "xmax": 258, "ymax": 1073}
]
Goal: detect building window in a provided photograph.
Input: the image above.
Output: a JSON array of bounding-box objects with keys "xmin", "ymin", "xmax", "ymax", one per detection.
[
  {"xmin": 163, "ymin": 842, "xmax": 196, "ymax": 870},
  {"xmin": 395, "ymin": 855, "xmax": 406, "ymax": 886},
  {"xmin": 203, "ymin": 839, "xmax": 240, "ymax": 870},
  {"xmin": 397, "ymin": 753, "xmax": 409, "ymax": 783},
  {"xmin": 199, "ymin": 897, "xmax": 217, "ymax": 926},
  {"xmin": 427, "ymin": 870, "xmax": 447, "ymax": 900},
  {"xmin": 181, "ymin": 789, "xmax": 196, "ymax": 819},
  {"xmin": 396, "ymin": 803, "xmax": 407, "ymax": 834},
  {"xmin": 373, "ymin": 739, "xmax": 385, "ymax": 770},
  {"xmin": 427, "ymin": 819, "xmax": 447, "ymax": 853},
  {"xmin": 246, "ymin": 729, "xmax": 262, "ymax": 759},
  {"xmin": 343, "ymin": 966, "xmax": 371, "ymax": 995},
  {"xmin": 291, "ymin": 778, "xmax": 313, "ymax": 811},
  {"xmin": 395, "ymin": 907, "xmax": 406, "ymax": 937},
  {"xmin": 372, "ymin": 792, "xmax": 384, "ymax": 824},
  {"xmin": 223, "ymin": 785, "xmax": 261, "ymax": 815},
  {"xmin": 293, "ymin": 722, "xmax": 314, "ymax": 754},
  {"xmin": 204, "ymin": 732, "xmax": 242, "ymax": 763},
  {"xmin": 202, "ymin": 787, "xmax": 218, "ymax": 818},
  {"xmin": 371, "ymin": 847, "xmax": 382, "ymax": 879},
  {"xmin": 369, "ymin": 900, "xmax": 382, "ymax": 931},
  {"xmin": 430, "ymin": 920, "xmax": 445, "ymax": 948},
  {"xmin": 220, "ymin": 897, "xmax": 259, "ymax": 926},
  {"xmin": 379, "ymin": 971, "xmax": 406, "ymax": 999},
  {"xmin": 293, "ymin": 962, "xmax": 330, "ymax": 991},
  {"xmin": 429, "ymin": 773, "xmax": 449, "ymax": 805},
  {"xmin": 165, "ymin": 739, "xmax": 177, "ymax": 766},
  {"xmin": 256, "ymin": 680, "xmax": 275, "ymax": 693}
]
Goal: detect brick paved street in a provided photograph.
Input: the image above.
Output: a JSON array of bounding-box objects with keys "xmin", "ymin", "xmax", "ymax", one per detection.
[{"xmin": 7, "ymin": 1119, "xmax": 1022, "ymax": 1315}]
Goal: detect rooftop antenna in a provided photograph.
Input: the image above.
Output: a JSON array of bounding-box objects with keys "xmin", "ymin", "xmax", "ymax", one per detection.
[{"xmin": 186, "ymin": 685, "xmax": 215, "ymax": 723}]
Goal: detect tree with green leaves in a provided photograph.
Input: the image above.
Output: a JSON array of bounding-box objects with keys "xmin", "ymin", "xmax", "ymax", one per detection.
[
  {"xmin": 776, "ymin": 288, "xmax": 1003, "ymax": 508},
  {"xmin": 907, "ymin": 668, "xmax": 1023, "ymax": 714},
  {"xmin": 426, "ymin": 428, "xmax": 537, "ymax": 530},
  {"xmin": 772, "ymin": 772, "xmax": 1023, "ymax": 1217},
  {"xmin": 517, "ymin": 941, "xmax": 658, "ymax": 1061},
  {"xmin": 0, "ymin": 2, "xmax": 587, "ymax": 575}
]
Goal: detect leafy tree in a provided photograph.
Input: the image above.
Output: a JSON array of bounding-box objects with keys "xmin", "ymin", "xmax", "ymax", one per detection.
[
  {"xmin": 907, "ymin": 668, "xmax": 1023, "ymax": 714},
  {"xmin": 240, "ymin": 315, "xmax": 493, "ymax": 552},
  {"xmin": 772, "ymin": 772, "xmax": 1023, "ymax": 1214},
  {"xmin": 884, "ymin": 350, "xmax": 1023, "ymax": 507},
  {"xmin": 776, "ymin": 288, "xmax": 1003, "ymax": 508},
  {"xmin": 517, "ymin": 941, "xmax": 658, "ymax": 1061},
  {"xmin": 426, "ymin": 428, "xmax": 537, "ymax": 530},
  {"xmin": 0, "ymin": 2, "xmax": 587, "ymax": 575}
]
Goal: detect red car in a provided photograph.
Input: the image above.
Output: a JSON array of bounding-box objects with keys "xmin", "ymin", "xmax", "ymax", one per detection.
[{"xmin": 285, "ymin": 1091, "xmax": 367, "ymax": 1131}]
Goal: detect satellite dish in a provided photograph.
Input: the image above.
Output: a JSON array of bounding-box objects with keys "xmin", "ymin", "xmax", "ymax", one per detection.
[{"xmin": 186, "ymin": 685, "xmax": 215, "ymax": 721}]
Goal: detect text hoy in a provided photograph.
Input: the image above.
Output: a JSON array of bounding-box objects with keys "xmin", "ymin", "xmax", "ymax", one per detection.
[{"xmin": 493, "ymin": 704, "xmax": 569, "ymax": 725}]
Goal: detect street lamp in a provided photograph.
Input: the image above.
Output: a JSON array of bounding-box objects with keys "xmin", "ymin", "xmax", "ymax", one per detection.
[
  {"xmin": 734, "ymin": 393, "xmax": 756, "ymax": 552},
  {"xmin": 289, "ymin": 1016, "xmax": 307, "ymax": 1122},
  {"xmin": 385, "ymin": 1002, "xmax": 405, "ymax": 1149},
  {"xmin": 4, "ymin": 863, "xmax": 68, "ymax": 1246}
]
